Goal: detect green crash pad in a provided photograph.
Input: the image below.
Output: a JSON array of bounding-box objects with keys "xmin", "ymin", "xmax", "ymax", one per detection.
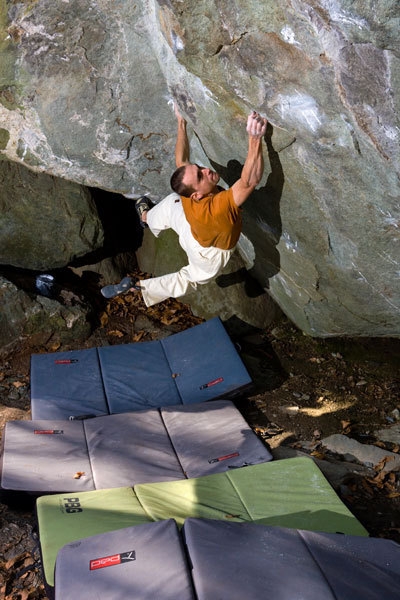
[
  {"xmin": 135, "ymin": 458, "xmax": 367, "ymax": 533},
  {"xmin": 36, "ymin": 457, "xmax": 368, "ymax": 587}
]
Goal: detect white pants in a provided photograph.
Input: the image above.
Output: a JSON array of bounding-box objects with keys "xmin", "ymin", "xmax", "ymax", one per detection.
[{"xmin": 140, "ymin": 193, "xmax": 234, "ymax": 307}]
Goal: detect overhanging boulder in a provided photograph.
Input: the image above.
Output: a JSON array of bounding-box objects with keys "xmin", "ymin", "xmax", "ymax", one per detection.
[{"xmin": 0, "ymin": 1, "xmax": 399, "ymax": 336}]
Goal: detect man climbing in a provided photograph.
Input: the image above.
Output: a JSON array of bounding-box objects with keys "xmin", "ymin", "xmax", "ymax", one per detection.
[{"xmin": 101, "ymin": 105, "xmax": 267, "ymax": 306}]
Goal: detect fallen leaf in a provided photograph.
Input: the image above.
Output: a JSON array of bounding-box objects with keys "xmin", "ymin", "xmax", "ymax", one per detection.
[
  {"xmin": 49, "ymin": 341, "xmax": 61, "ymax": 352},
  {"xmin": 160, "ymin": 315, "xmax": 179, "ymax": 325},
  {"xmin": 132, "ymin": 331, "xmax": 145, "ymax": 342},
  {"xmin": 368, "ymin": 471, "xmax": 387, "ymax": 488},
  {"xmin": 374, "ymin": 441, "xmax": 387, "ymax": 449},
  {"xmin": 100, "ymin": 312, "xmax": 109, "ymax": 326},
  {"xmin": 108, "ymin": 329, "xmax": 124, "ymax": 338},
  {"xmin": 374, "ymin": 455, "xmax": 395, "ymax": 473},
  {"xmin": 310, "ymin": 451, "xmax": 326, "ymax": 460},
  {"xmin": 74, "ymin": 471, "xmax": 85, "ymax": 479},
  {"xmin": 12, "ymin": 381, "xmax": 25, "ymax": 388},
  {"xmin": 5, "ymin": 554, "xmax": 21, "ymax": 570}
]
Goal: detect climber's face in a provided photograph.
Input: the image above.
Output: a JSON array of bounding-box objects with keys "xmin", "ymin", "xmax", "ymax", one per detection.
[{"xmin": 182, "ymin": 163, "xmax": 220, "ymax": 199}]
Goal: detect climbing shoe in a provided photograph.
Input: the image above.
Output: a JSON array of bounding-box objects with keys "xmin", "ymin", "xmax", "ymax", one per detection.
[
  {"xmin": 100, "ymin": 276, "xmax": 142, "ymax": 299},
  {"xmin": 135, "ymin": 196, "xmax": 153, "ymax": 228}
]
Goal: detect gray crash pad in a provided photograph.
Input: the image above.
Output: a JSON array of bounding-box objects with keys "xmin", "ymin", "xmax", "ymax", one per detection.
[
  {"xmin": 1, "ymin": 400, "xmax": 272, "ymax": 494},
  {"xmin": 183, "ymin": 519, "xmax": 400, "ymax": 599},
  {"xmin": 54, "ymin": 519, "xmax": 400, "ymax": 599},
  {"xmin": 55, "ymin": 520, "xmax": 195, "ymax": 600}
]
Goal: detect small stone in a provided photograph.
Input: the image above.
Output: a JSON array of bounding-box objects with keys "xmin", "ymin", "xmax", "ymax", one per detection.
[
  {"xmin": 375, "ymin": 423, "xmax": 400, "ymax": 445},
  {"xmin": 391, "ymin": 408, "xmax": 400, "ymax": 421},
  {"xmin": 322, "ymin": 434, "xmax": 400, "ymax": 471}
]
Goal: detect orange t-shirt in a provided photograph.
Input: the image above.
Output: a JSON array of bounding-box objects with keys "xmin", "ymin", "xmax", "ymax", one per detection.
[{"xmin": 181, "ymin": 188, "xmax": 242, "ymax": 250}]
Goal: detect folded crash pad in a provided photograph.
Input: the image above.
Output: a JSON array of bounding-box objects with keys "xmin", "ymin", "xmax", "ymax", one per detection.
[
  {"xmin": 1, "ymin": 400, "xmax": 272, "ymax": 495},
  {"xmin": 30, "ymin": 318, "xmax": 252, "ymax": 419},
  {"xmin": 183, "ymin": 519, "xmax": 400, "ymax": 600},
  {"xmin": 55, "ymin": 520, "xmax": 195, "ymax": 600},
  {"xmin": 36, "ymin": 457, "xmax": 368, "ymax": 589}
]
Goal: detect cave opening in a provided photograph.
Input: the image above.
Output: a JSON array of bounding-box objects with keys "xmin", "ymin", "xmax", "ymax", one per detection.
[{"xmin": 0, "ymin": 187, "xmax": 144, "ymax": 305}]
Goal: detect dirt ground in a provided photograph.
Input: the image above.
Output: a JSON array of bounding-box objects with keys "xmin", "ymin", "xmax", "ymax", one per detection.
[{"xmin": 1, "ymin": 280, "xmax": 399, "ymax": 599}]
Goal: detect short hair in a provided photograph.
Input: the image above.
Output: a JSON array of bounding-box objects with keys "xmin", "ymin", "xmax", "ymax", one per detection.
[{"xmin": 170, "ymin": 165, "xmax": 195, "ymax": 197}]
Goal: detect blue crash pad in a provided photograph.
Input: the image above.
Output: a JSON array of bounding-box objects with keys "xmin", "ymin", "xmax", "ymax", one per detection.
[
  {"xmin": 30, "ymin": 318, "xmax": 252, "ymax": 419},
  {"xmin": 30, "ymin": 347, "xmax": 108, "ymax": 420}
]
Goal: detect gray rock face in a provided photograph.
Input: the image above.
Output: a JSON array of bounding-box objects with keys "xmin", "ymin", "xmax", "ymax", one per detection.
[
  {"xmin": 137, "ymin": 229, "xmax": 281, "ymax": 329},
  {"xmin": 0, "ymin": 160, "xmax": 104, "ymax": 269},
  {"xmin": 1, "ymin": 1, "xmax": 399, "ymax": 336}
]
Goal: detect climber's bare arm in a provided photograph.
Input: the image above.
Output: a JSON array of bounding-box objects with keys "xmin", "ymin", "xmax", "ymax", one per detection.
[
  {"xmin": 174, "ymin": 102, "xmax": 190, "ymax": 168},
  {"xmin": 231, "ymin": 111, "xmax": 267, "ymax": 207}
]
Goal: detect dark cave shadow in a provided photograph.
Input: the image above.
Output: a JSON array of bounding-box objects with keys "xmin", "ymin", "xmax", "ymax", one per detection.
[
  {"xmin": 0, "ymin": 190, "xmax": 144, "ymax": 320},
  {"xmin": 223, "ymin": 315, "xmax": 288, "ymax": 394},
  {"xmin": 71, "ymin": 188, "xmax": 144, "ymax": 266},
  {"xmin": 211, "ymin": 123, "xmax": 284, "ymax": 293},
  {"xmin": 215, "ymin": 266, "xmax": 266, "ymax": 298}
]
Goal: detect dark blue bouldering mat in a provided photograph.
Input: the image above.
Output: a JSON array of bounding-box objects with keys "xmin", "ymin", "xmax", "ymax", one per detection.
[
  {"xmin": 30, "ymin": 318, "xmax": 252, "ymax": 419},
  {"xmin": 161, "ymin": 317, "xmax": 252, "ymax": 404},
  {"xmin": 97, "ymin": 341, "xmax": 181, "ymax": 413},
  {"xmin": 30, "ymin": 347, "xmax": 108, "ymax": 420}
]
